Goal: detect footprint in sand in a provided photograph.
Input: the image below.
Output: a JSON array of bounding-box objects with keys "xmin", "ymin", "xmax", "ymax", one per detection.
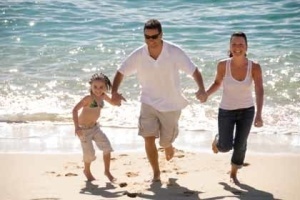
[
  {"xmin": 176, "ymin": 171, "xmax": 187, "ymax": 175},
  {"xmin": 65, "ymin": 172, "xmax": 78, "ymax": 177},
  {"xmin": 161, "ymin": 169, "xmax": 172, "ymax": 173},
  {"xmin": 45, "ymin": 171, "xmax": 56, "ymax": 174},
  {"xmin": 175, "ymin": 154, "xmax": 185, "ymax": 158},
  {"xmin": 119, "ymin": 182, "xmax": 128, "ymax": 187},
  {"xmin": 64, "ymin": 162, "xmax": 82, "ymax": 170},
  {"xmin": 126, "ymin": 172, "xmax": 139, "ymax": 177},
  {"xmin": 45, "ymin": 171, "xmax": 62, "ymax": 177}
]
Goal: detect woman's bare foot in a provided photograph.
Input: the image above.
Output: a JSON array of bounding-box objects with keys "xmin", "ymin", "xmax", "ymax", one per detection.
[
  {"xmin": 212, "ymin": 136, "xmax": 219, "ymax": 154},
  {"xmin": 230, "ymin": 165, "xmax": 240, "ymax": 184},
  {"xmin": 165, "ymin": 146, "xmax": 174, "ymax": 161},
  {"xmin": 83, "ymin": 170, "xmax": 95, "ymax": 181},
  {"xmin": 230, "ymin": 173, "xmax": 240, "ymax": 185},
  {"xmin": 105, "ymin": 171, "xmax": 116, "ymax": 183}
]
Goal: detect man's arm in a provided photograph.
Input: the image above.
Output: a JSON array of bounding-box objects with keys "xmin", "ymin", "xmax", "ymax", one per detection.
[
  {"xmin": 193, "ymin": 68, "xmax": 207, "ymax": 103},
  {"xmin": 111, "ymin": 71, "xmax": 126, "ymax": 106}
]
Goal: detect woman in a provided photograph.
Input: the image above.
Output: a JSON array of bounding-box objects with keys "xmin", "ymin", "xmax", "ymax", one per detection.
[{"xmin": 205, "ymin": 32, "xmax": 264, "ymax": 184}]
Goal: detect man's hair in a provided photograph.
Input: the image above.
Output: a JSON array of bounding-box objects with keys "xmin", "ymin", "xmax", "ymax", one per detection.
[{"xmin": 144, "ymin": 19, "xmax": 162, "ymax": 33}]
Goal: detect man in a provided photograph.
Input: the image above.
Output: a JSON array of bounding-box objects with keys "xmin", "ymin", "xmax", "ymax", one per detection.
[{"xmin": 111, "ymin": 19, "xmax": 207, "ymax": 181}]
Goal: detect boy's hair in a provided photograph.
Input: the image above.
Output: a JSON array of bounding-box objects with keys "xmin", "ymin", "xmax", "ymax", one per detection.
[
  {"xmin": 89, "ymin": 73, "xmax": 112, "ymax": 91},
  {"xmin": 228, "ymin": 31, "xmax": 248, "ymax": 57},
  {"xmin": 144, "ymin": 19, "xmax": 162, "ymax": 33}
]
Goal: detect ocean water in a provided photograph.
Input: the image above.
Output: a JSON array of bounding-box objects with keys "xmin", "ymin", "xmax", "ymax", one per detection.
[{"xmin": 0, "ymin": 0, "xmax": 299, "ymax": 153}]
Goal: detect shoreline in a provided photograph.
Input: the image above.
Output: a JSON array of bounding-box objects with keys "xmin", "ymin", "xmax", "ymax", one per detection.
[
  {"xmin": 2, "ymin": 150, "xmax": 300, "ymax": 200},
  {"xmin": 1, "ymin": 122, "xmax": 300, "ymax": 154}
]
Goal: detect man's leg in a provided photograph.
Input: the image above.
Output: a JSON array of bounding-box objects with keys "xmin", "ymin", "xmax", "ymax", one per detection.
[
  {"xmin": 144, "ymin": 136, "xmax": 160, "ymax": 181},
  {"xmin": 158, "ymin": 110, "xmax": 181, "ymax": 161}
]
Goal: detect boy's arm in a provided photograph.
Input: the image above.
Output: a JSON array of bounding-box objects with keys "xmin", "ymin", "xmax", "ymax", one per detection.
[
  {"xmin": 102, "ymin": 93, "xmax": 114, "ymax": 105},
  {"xmin": 72, "ymin": 96, "xmax": 88, "ymax": 135}
]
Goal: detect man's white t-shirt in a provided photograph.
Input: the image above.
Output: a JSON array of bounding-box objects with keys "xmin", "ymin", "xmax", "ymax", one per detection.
[{"xmin": 118, "ymin": 40, "xmax": 196, "ymax": 112}]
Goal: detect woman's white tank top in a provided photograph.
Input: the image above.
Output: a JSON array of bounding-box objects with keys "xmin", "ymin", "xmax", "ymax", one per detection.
[{"xmin": 220, "ymin": 58, "xmax": 254, "ymax": 110}]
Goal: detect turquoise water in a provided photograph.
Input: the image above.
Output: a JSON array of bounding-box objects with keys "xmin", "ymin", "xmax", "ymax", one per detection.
[{"xmin": 0, "ymin": 0, "xmax": 299, "ymax": 152}]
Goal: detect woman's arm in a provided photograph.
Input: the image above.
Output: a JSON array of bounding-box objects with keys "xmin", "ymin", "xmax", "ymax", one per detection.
[
  {"xmin": 252, "ymin": 62, "xmax": 264, "ymax": 127},
  {"xmin": 206, "ymin": 61, "xmax": 225, "ymax": 97}
]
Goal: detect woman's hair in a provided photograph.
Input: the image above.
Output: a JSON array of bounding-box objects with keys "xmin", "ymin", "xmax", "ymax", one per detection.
[
  {"xmin": 89, "ymin": 73, "xmax": 112, "ymax": 94},
  {"xmin": 228, "ymin": 32, "xmax": 248, "ymax": 57}
]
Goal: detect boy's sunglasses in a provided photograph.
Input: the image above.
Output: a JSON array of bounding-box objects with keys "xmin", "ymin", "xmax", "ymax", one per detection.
[{"xmin": 144, "ymin": 33, "xmax": 161, "ymax": 40}]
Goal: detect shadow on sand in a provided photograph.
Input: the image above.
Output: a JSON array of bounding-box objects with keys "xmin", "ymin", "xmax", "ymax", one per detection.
[
  {"xmin": 202, "ymin": 182, "xmax": 281, "ymax": 200},
  {"xmin": 138, "ymin": 177, "xmax": 202, "ymax": 200},
  {"xmin": 79, "ymin": 181, "xmax": 123, "ymax": 199}
]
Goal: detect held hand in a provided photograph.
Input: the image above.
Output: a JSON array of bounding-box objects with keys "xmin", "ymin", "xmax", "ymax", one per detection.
[
  {"xmin": 195, "ymin": 90, "xmax": 208, "ymax": 103},
  {"xmin": 112, "ymin": 92, "xmax": 126, "ymax": 106},
  {"xmin": 254, "ymin": 116, "xmax": 263, "ymax": 127}
]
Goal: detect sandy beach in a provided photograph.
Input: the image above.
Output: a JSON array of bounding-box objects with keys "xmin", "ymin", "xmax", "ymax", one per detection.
[{"xmin": 1, "ymin": 149, "xmax": 300, "ymax": 200}]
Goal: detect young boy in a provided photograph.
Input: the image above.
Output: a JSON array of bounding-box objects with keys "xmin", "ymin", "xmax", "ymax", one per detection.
[{"xmin": 72, "ymin": 73, "xmax": 117, "ymax": 182}]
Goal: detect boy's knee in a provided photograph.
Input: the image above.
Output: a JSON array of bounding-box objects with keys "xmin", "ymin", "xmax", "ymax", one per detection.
[
  {"xmin": 83, "ymin": 155, "xmax": 96, "ymax": 163},
  {"xmin": 159, "ymin": 139, "xmax": 172, "ymax": 148},
  {"xmin": 103, "ymin": 150, "xmax": 112, "ymax": 155}
]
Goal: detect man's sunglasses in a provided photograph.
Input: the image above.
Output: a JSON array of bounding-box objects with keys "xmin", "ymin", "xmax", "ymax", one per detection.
[{"xmin": 144, "ymin": 33, "xmax": 161, "ymax": 40}]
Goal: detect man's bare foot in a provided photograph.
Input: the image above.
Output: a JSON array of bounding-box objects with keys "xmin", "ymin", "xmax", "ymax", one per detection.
[
  {"xmin": 165, "ymin": 146, "xmax": 174, "ymax": 161},
  {"xmin": 212, "ymin": 136, "xmax": 219, "ymax": 154},
  {"xmin": 152, "ymin": 171, "xmax": 161, "ymax": 182},
  {"xmin": 83, "ymin": 170, "xmax": 95, "ymax": 181},
  {"xmin": 105, "ymin": 171, "xmax": 116, "ymax": 183}
]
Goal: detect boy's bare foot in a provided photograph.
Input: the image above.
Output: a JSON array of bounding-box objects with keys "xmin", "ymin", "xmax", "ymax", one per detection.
[
  {"xmin": 83, "ymin": 170, "xmax": 95, "ymax": 181},
  {"xmin": 105, "ymin": 171, "xmax": 116, "ymax": 183},
  {"xmin": 165, "ymin": 146, "xmax": 174, "ymax": 161},
  {"xmin": 212, "ymin": 137, "xmax": 219, "ymax": 154}
]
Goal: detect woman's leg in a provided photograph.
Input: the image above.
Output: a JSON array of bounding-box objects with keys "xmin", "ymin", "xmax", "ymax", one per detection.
[
  {"xmin": 231, "ymin": 107, "xmax": 254, "ymax": 183},
  {"xmin": 231, "ymin": 107, "xmax": 255, "ymax": 166},
  {"xmin": 216, "ymin": 108, "xmax": 236, "ymax": 152}
]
